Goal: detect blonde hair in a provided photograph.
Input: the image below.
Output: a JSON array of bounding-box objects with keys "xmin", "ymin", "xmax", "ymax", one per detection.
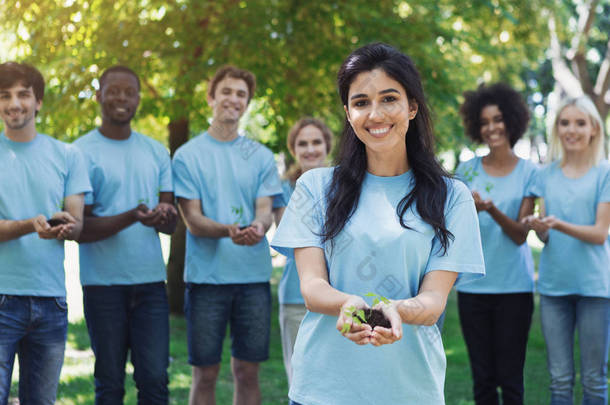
[
  {"xmin": 548, "ymin": 96, "xmax": 606, "ymax": 165},
  {"xmin": 285, "ymin": 117, "xmax": 333, "ymax": 182}
]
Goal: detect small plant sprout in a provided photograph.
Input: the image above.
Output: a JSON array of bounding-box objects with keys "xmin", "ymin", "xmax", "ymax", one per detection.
[
  {"xmin": 340, "ymin": 293, "xmax": 392, "ymax": 333},
  {"xmin": 55, "ymin": 198, "xmax": 65, "ymax": 211},
  {"xmin": 341, "ymin": 306, "xmax": 366, "ymax": 334},
  {"xmin": 484, "ymin": 182, "xmax": 494, "ymax": 193},
  {"xmin": 231, "ymin": 205, "xmax": 245, "ymax": 226},
  {"xmin": 365, "ymin": 292, "xmax": 391, "ymax": 307}
]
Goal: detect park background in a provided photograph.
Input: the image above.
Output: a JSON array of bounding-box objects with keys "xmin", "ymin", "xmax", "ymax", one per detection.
[{"xmin": 1, "ymin": 0, "xmax": 610, "ymax": 403}]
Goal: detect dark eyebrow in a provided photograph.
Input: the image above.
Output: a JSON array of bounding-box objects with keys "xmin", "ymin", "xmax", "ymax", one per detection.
[
  {"xmin": 350, "ymin": 88, "xmax": 401, "ymax": 100},
  {"xmin": 379, "ymin": 88, "xmax": 401, "ymax": 95}
]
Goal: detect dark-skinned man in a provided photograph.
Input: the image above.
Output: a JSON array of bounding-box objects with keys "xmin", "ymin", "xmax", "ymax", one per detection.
[{"xmin": 75, "ymin": 66, "xmax": 177, "ymax": 404}]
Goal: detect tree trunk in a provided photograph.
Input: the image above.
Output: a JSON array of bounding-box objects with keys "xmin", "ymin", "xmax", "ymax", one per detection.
[{"xmin": 166, "ymin": 118, "xmax": 189, "ymax": 314}]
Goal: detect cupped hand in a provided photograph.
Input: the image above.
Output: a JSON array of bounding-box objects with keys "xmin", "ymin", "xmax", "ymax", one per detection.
[
  {"xmin": 336, "ymin": 295, "xmax": 372, "ymax": 345},
  {"xmin": 522, "ymin": 215, "xmax": 550, "ymax": 234},
  {"xmin": 541, "ymin": 215, "xmax": 560, "ymax": 229},
  {"xmin": 472, "ymin": 191, "xmax": 493, "ymax": 212},
  {"xmin": 229, "ymin": 222, "xmax": 264, "ymax": 246},
  {"xmin": 134, "ymin": 203, "xmax": 163, "ymax": 227},
  {"xmin": 49, "ymin": 212, "xmax": 78, "ymax": 240},
  {"xmin": 370, "ymin": 301, "xmax": 403, "ymax": 347},
  {"xmin": 153, "ymin": 202, "xmax": 178, "ymax": 225},
  {"xmin": 32, "ymin": 215, "xmax": 62, "ymax": 239}
]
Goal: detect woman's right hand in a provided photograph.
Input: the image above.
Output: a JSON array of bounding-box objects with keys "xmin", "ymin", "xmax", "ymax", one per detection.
[
  {"xmin": 522, "ymin": 215, "xmax": 549, "ymax": 241},
  {"xmin": 336, "ymin": 295, "xmax": 372, "ymax": 345},
  {"xmin": 472, "ymin": 191, "xmax": 493, "ymax": 212}
]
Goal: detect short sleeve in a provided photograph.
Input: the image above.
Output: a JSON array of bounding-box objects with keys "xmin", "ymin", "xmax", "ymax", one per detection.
[
  {"xmin": 524, "ymin": 161, "xmax": 540, "ymax": 198},
  {"xmin": 600, "ymin": 163, "xmax": 610, "ymax": 203},
  {"xmin": 157, "ymin": 146, "xmax": 173, "ymax": 193},
  {"xmin": 257, "ymin": 152, "xmax": 283, "ymax": 199},
  {"xmin": 273, "ymin": 181, "xmax": 293, "ymax": 209},
  {"xmin": 172, "ymin": 153, "xmax": 199, "ymax": 200},
  {"xmin": 65, "ymin": 144, "xmax": 92, "ymax": 198},
  {"xmin": 424, "ymin": 181, "xmax": 485, "ymax": 284},
  {"xmin": 271, "ymin": 173, "xmax": 324, "ymax": 258},
  {"xmin": 528, "ymin": 164, "xmax": 546, "ymax": 197}
]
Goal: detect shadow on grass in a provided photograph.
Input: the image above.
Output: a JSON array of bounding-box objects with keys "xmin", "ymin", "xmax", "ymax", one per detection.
[{"xmin": 67, "ymin": 318, "xmax": 91, "ymax": 351}]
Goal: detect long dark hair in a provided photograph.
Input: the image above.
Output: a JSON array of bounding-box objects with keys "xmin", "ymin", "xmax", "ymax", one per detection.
[{"xmin": 322, "ymin": 43, "xmax": 454, "ymax": 254}]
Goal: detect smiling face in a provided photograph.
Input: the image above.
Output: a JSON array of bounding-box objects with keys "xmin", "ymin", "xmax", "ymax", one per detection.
[
  {"xmin": 97, "ymin": 71, "xmax": 140, "ymax": 126},
  {"xmin": 480, "ymin": 104, "xmax": 509, "ymax": 150},
  {"xmin": 294, "ymin": 124, "xmax": 328, "ymax": 172},
  {"xmin": 556, "ymin": 105, "xmax": 597, "ymax": 154},
  {"xmin": 345, "ymin": 69, "xmax": 417, "ymax": 156},
  {"xmin": 207, "ymin": 76, "xmax": 249, "ymax": 125},
  {"xmin": 0, "ymin": 82, "xmax": 41, "ymax": 132}
]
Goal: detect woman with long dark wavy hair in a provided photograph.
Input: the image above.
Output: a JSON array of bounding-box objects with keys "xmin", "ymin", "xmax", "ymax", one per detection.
[{"xmin": 272, "ymin": 43, "xmax": 484, "ymax": 404}]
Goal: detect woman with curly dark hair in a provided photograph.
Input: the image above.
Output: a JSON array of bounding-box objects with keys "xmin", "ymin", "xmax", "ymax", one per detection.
[
  {"xmin": 271, "ymin": 43, "xmax": 484, "ymax": 405},
  {"xmin": 456, "ymin": 83, "xmax": 537, "ymax": 405}
]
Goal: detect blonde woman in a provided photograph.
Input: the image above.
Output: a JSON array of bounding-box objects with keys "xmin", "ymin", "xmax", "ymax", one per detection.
[{"xmin": 524, "ymin": 96, "xmax": 610, "ymax": 405}]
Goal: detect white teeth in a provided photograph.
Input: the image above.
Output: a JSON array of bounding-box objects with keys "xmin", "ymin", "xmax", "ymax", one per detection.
[{"xmin": 370, "ymin": 127, "xmax": 390, "ymax": 135}]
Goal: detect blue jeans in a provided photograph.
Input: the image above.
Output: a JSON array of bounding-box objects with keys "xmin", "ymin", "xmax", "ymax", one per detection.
[
  {"xmin": 0, "ymin": 295, "xmax": 68, "ymax": 405},
  {"xmin": 83, "ymin": 282, "xmax": 169, "ymax": 405},
  {"xmin": 540, "ymin": 295, "xmax": 610, "ymax": 405}
]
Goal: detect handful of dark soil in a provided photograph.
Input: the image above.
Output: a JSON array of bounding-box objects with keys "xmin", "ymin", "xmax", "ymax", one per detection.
[{"xmin": 353, "ymin": 308, "xmax": 391, "ymax": 329}]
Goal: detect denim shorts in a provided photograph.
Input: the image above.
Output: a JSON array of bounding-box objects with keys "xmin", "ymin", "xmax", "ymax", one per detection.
[{"xmin": 185, "ymin": 282, "xmax": 271, "ymax": 366}]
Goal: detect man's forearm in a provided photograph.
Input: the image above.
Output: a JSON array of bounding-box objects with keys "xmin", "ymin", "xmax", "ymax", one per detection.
[
  {"xmin": 78, "ymin": 209, "xmax": 137, "ymax": 243},
  {"xmin": 0, "ymin": 218, "xmax": 36, "ymax": 242},
  {"xmin": 182, "ymin": 214, "xmax": 230, "ymax": 238}
]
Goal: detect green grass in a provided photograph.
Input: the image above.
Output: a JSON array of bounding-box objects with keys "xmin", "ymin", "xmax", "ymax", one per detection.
[{"xmin": 8, "ymin": 261, "xmax": 607, "ymax": 404}]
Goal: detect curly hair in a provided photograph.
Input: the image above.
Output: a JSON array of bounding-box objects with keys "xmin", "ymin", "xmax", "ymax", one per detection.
[{"xmin": 459, "ymin": 82, "xmax": 530, "ymax": 147}]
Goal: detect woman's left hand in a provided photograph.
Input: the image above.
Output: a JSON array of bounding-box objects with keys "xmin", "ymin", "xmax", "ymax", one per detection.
[{"xmin": 369, "ymin": 300, "xmax": 403, "ymax": 346}]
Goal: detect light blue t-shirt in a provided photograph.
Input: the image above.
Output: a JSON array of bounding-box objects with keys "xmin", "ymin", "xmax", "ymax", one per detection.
[
  {"xmin": 271, "ymin": 167, "xmax": 485, "ymax": 405},
  {"xmin": 173, "ymin": 132, "xmax": 283, "ymax": 284},
  {"xmin": 0, "ymin": 132, "xmax": 91, "ymax": 296},
  {"xmin": 530, "ymin": 160, "xmax": 610, "ymax": 298},
  {"xmin": 455, "ymin": 157, "xmax": 537, "ymax": 293},
  {"xmin": 74, "ymin": 129, "xmax": 173, "ymax": 286},
  {"xmin": 273, "ymin": 180, "xmax": 304, "ymax": 304}
]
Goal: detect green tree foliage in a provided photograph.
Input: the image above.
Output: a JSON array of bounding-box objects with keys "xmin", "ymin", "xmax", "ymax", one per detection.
[{"xmin": 1, "ymin": 0, "xmax": 548, "ymax": 151}]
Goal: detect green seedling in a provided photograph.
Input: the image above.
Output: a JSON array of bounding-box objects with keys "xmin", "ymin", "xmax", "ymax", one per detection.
[
  {"xmin": 231, "ymin": 205, "xmax": 245, "ymax": 226},
  {"xmin": 341, "ymin": 306, "xmax": 366, "ymax": 334},
  {"xmin": 340, "ymin": 293, "xmax": 391, "ymax": 333},
  {"xmin": 484, "ymin": 182, "xmax": 494, "ymax": 193},
  {"xmin": 365, "ymin": 292, "xmax": 391, "ymax": 307}
]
